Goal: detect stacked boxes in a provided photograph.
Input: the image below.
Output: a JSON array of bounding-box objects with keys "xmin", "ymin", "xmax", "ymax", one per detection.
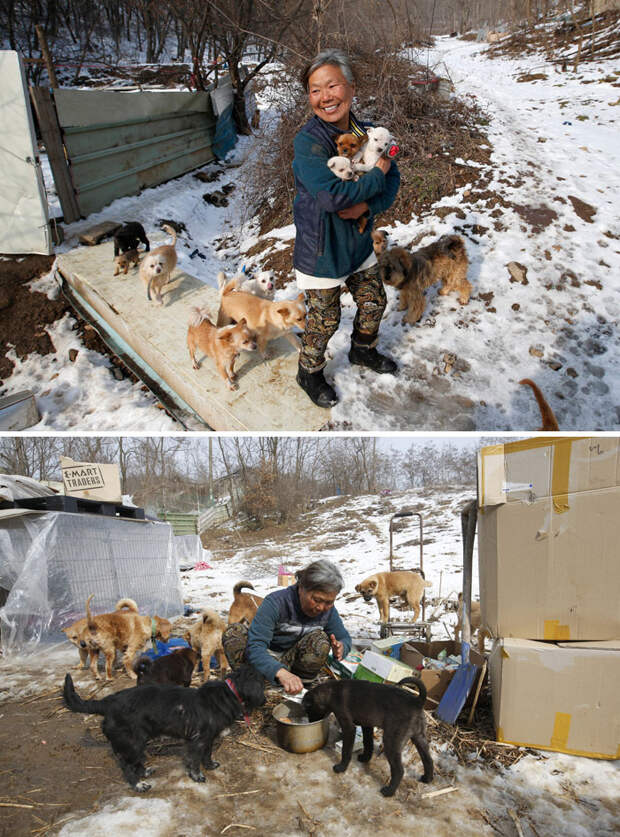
[{"xmin": 477, "ymin": 437, "xmax": 620, "ymax": 757}]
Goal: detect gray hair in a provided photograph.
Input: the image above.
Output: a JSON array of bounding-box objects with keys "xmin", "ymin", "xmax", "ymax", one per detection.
[
  {"xmin": 301, "ymin": 49, "xmax": 355, "ymax": 91},
  {"xmin": 296, "ymin": 559, "xmax": 344, "ymax": 593}
]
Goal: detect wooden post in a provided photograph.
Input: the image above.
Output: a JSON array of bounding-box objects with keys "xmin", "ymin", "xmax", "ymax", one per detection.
[
  {"xmin": 35, "ymin": 24, "xmax": 59, "ymax": 89},
  {"xmin": 29, "ymin": 87, "xmax": 81, "ymax": 223}
]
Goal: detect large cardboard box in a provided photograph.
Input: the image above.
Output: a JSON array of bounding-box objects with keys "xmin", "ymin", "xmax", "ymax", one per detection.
[
  {"xmin": 489, "ymin": 638, "xmax": 620, "ymax": 759},
  {"xmin": 400, "ymin": 640, "xmax": 486, "ymax": 709},
  {"xmin": 477, "ymin": 437, "xmax": 620, "ymax": 640},
  {"xmin": 60, "ymin": 456, "xmax": 122, "ymax": 503},
  {"xmin": 353, "ymin": 650, "xmax": 415, "ymax": 684}
]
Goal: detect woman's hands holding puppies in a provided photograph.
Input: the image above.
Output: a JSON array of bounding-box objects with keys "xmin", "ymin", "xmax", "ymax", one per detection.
[
  {"xmin": 276, "ymin": 668, "xmax": 304, "ymax": 694},
  {"xmin": 338, "ymin": 201, "xmax": 369, "ymax": 220}
]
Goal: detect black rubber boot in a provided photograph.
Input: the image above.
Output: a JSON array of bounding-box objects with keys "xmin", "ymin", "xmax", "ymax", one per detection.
[
  {"xmin": 348, "ymin": 342, "xmax": 398, "ymax": 374},
  {"xmin": 296, "ymin": 364, "xmax": 338, "ymax": 408}
]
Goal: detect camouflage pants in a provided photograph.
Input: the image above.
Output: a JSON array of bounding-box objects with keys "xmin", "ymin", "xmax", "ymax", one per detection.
[
  {"xmin": 299, "ymin": 264, "xmax": 387, "ymax": 373},
  {"xmin": 222, "ymin": 623, "xmax": 331, "ymax": 681}
]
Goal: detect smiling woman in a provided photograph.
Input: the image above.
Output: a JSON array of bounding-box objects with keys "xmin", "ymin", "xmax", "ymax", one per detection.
[{"xmin": 292, "ymin": 49, "xmax": 401, "ymax": 409}]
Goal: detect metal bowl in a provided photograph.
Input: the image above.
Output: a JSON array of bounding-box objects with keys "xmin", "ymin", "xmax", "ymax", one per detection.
[{"xmin": 272, "ymin": 700, "xmax": 329, "ymax": 754}]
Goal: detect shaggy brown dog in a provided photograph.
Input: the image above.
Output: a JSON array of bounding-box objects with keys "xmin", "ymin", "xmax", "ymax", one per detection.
[
  {"xmin": 378, "ymin": 235, "xmax": 471, "ymax": 325},
  {"xmin": 184, "ymin": 609, "xmax": 228, "ymax": 680},
  {"xmin": 187, "ymin": 307, "xmax": 257, "ymax": 390},
  {"xmin": 519, "ymin": 378, "xmax": 559, "ymax": 431},
  {"xmin": 303, "ymin": 677, "xmax": 433, "ymax": 797},
  {"xmin": 62, "ymin": 599, "xmax": 137, "ymax": 671},
  {"xmin": 453, "ymin": 593, "xmax": 490, "ymax": 653},
  {"xmin": 228, "ymin": 582, "xmax": 263, "ymax": 625},
  {"xmin": 355, "ymin": 570, "xmax": 432, "ymax": 624},
  {"xmin": 133, "ymin": 647, "xmax": 199, "ymax": 687},
  {"xmin": 84, "ymin": 595, "xmax": 172, "ymax": 681}
]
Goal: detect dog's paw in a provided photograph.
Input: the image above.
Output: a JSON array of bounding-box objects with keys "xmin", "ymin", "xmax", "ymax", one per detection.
[
  {"xmin": 188, "ymin": 769, "xmax": 206, "ymax": 783},
  {"xmin": 419, "ymin": 773, "xmax": 433, "ymax": 784},
  {"xmin": 143, "ymin": 768, "xmax": 154, "ymax": 778},
  {"xmin": 380, "ymin": 785, "xmax": 396, "ymax": 797},
  {"xmin": 203, "ymin": 760, "xmax": 220, "ymax": 770},
  {"xmin": 135, "ymin": 781, "xmax": 151, "ymax": 792},
  {"xmin": 333, "ymin": 763, "xmax": 347, "ymax": 774},
  {"xmin": 357, "ymin": 752, "xmax": 372, "ymax": 763},
  {"xmin": 226, "ymin": 380, "xmax": 239, "ymax": 391}
]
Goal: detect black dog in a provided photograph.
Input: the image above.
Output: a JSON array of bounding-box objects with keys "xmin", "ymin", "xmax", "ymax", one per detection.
[
  {"xmin": 63, "ymin": 664, "xmax": 265, "ymax": 791},
  {"xmin": 113, "ymin": 222, "xmax": 150, "ymax": 257},
  {"xmin": 302, "ymin": 677, "xmax": 433, "ymax": 797},
  {"xmin": 133, "ymin": 647, "xmax": 198, "ymax": 687}
]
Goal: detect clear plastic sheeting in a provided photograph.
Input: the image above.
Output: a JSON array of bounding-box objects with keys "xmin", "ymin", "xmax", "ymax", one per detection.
[
  {"xmin": 173, "ymin": 534, "xmax": 212, "ymax": 570},
  {"xmin": 0, "ymin": 511, "xmax": 183, "ymax": 655}
]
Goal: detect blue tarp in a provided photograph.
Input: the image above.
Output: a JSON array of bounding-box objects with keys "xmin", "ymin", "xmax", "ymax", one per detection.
[{"xmin": 212, "ymin": 102, "xmax": 237, "ymax": 159}]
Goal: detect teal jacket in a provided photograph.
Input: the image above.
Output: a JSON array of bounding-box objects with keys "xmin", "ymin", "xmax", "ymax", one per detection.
[{"xmin": 292, "ymin": 114, "xmax": 400, "ymax": 279}]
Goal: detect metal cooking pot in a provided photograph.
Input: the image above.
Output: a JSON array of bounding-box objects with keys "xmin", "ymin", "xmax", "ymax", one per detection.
[{"xmin": 272, "ymin": 700, "xmax": 329, "ymax": 754}]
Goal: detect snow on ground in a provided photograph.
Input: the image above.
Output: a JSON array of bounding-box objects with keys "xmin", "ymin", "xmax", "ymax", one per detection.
[
  {"xmin": 2, "ymin": 39, "xmax": 618, "ymax": 430},
  {"xmin": 1, "ymin": 487, "xmax": 618, "ymax": 835}
]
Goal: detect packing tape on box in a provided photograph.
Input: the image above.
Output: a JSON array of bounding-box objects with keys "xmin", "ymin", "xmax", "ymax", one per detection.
[
  {"xmin": 550, "ymin": 712, "xmax": 571, "ymax": 750},
  {"xmin": 543, "ymin": 620, "xmax": 571, "ymax": 640}
]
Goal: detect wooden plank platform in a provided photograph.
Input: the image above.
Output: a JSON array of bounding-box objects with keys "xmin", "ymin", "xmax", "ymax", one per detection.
[{"xmin": 56, "ymin": 237, "xmax": 329, "ymax": 431}]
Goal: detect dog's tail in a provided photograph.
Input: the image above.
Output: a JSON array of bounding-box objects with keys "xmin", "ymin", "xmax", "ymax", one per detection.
[
  {"xmin": 398, "ymin": 676, "xmax": 427, "ymax": 709},
  {"xmin": 217, "ymin": 270, "xmax": 228, "ymax": 293},
  {"xmin": 188, "ymin": 306, "xmax": 211, "ymax": 329},
  {"xmin": 63, "ymin": 673, "xmax": 111, "ymax": 716},
  {"xmin": 133, "ymin": 655, "xmax": 153, "ymax": 682},
  {"xmin": 221, "ymin": 276, "xmax": 241, "ymax": 297},
  {"xmin": 437, "ymin": 234, "xmax": 464, "ymax": 259},
  {"xmin": 115, "ymin": 598, "xmax": 138, "ymax": 612},
  {"xmin": 519, "ymin": 378, "xmax": 559, "ymax": 431},
  {"xmin": 85, "ymin": 594, "xmax": 96, "ymax": 631},
  {"xmin": 161, "ymin": 224, "xmax": 177, "ymax": 246},
  {"xmin": 201, "ymin": 608, "xmax": 223, "ymax": 626},
  {"xmin": 233, "ymin": 581, "xmax": 255, "ymax": 595}
]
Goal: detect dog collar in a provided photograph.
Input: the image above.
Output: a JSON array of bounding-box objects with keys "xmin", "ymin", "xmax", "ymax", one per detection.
[{"xmin": 225, "ymin": 677, "xmax": 250, "ymax": 727}]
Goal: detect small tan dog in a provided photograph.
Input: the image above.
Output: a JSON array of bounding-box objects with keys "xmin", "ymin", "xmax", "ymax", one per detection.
[
  {"xmin": 114, "ymin": 249, "xmax": 140, "ymax": 276},
  {"xmin": 453, "ymin": 593, "xmax": 490, "ymax": 653},
  {"xmin": 355, "ymin": 570, "xmax": 432, "ymax": 624},
  {"xmin": 228, "ymin": 581, "xmax": 264, "ymax": 625},
  {"xmin": 84, "ymin": 595, "xmax": 172, "ymax": 681},
  {"xmin": 187, "ymin": 306, "xmax": 257, "ymax": 390},
  {"xmin": 519, "ymin": 378, "xmax": 559, "ymax": 431},
  {"xmin": 184, "ymin": 609, "xmax": 228, "ymax": 681},
  {"xmin": 62, "ymin": 599, "xmax": 136, "ymax": 671},
  {"xmin": 379, "ymin": 236, "xmax": 471, "ymax": 325},
  {"xmin": 139, "ymin": 225, "xmax": 177, "ymax": 305},
  {"xmin": 218, "ymin": 277, "xmax": 306, "ymax": 356},
  {"xmin": 371, "ymin": 230, "xmax": 388, "ymax": 256}
]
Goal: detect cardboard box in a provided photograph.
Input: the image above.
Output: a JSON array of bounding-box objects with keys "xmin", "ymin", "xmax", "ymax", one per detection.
[
  {"xmin": 400, "ymin": 640, "xmax": 486, "ymax": 709},
  {"xmin": 477, "ymin": 437, "xmax": 620, "ymax": 640},
  {"xmin": 489, "ymin": 638, "xmax": 620, "ymax": 759},
  {"xmin": 353, "ymin": 650, "xmax": 415, "ymax": 684},
  {"xmin": 370, "ymin": 636, "xmax": 418, "ymax": 659},
  {"xmin": 60, "ymin": 456, "xmax": 122, "ymax": 503},
  {"xmin": 277, "ymin": 573, "xmax": 296, "ymax": 587}
]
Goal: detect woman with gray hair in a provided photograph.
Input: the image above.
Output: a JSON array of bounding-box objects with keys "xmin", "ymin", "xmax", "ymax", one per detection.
[
  {"xmin": 222, "ymin": 559, "xmax": 351, "ymax": 694},
  {"xmin": 293, "ymin": 48, "xmax": 401, "ymax": 408}
]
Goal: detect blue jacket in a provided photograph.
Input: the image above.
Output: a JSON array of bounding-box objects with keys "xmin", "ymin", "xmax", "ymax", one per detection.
[
  {"xmin": 292, "ymin": 114, "xmax": 401, "ymax": 278},
  {"xmin": 245, "ymin": 584, "xmax": 352, "ymax": 682}
]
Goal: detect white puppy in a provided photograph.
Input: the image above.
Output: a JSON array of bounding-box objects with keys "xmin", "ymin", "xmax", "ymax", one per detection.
[
  {"xmin": 327, "ymin": 155, "xmax": 359, "ymax": 182},
  {"xmin": 217, "ymin": 270, "xmax": 275, "ymax": 300},
  {"xmin": 353, "ymin": 126, "xmax": 395, "ymax": 173},
  {"xmin": 139, "ymin": 225, "xmax": 177, "ymax": 305}
]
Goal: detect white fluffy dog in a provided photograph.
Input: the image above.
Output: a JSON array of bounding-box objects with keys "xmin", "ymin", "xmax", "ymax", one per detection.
[
  {"xmin": 327, "ymin": 155, "xmax": 358, "ymax": 182},
  {"xmin": 217, "ymin": 269, "xmax": 275, "ymax": 300},
  {"xmin": 353, "ymin": 126, "xmax": 395, "ymax": 173}
]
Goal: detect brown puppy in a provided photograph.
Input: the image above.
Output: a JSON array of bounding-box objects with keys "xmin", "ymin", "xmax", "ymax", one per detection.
[
  {"xmin": 355, "ymin": 570, "xmax": 432, "ymax": 624},
  {"xmin": 453, "ymin": 593, "xmax": 489, "ymax": 653},
  {"xmin": 228, "ymin": 581, "xmax": 264, "ymax": 625},
  {"xmin": 303, "ymin": 677, "xmax": 433, "ymax": 797},
  {"xmin": 379, "ymin": 235, "xmax": 471, "ymax": 325},
  {"xmin": 133, "ymin": 647, "xmax": 199, "ymax": 687},
  {"xmin": 184, "ymin": 608, "xmax": 228, "ymax": 680},
  {"xmin": 371, "ymin": 230, "xmax": 388, "ymax": 256},
  {"xmin": 519, "ymin": 378, "xmax": 559, "ymax": 431},
  {"xmin": 335, "ymin": 131, "xmax": 366, "ymax": 161},
  {"xmin": 187, "ymin": 307, "xmax": 257, "ymax": 390},
  {"xmin": 218, "ymin": 277, "xmax": 306, "ymax": 356},
  {"xmin": 139, "ymin": 225, "xmax": 177, "ymax": 305},
  {"xmin": 114, "ymin": 248, "xmax": 140, "ymax": 276},
  {"xmin": 62, "ymin": 599, "xmax": 138, "ymax": 671},
  {"xmin": 84, "ymin": 595, "xmax": 172, "ymax": 681}
]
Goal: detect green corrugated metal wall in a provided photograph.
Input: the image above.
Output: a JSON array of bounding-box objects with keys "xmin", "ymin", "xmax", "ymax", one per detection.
[{"xmin": 158, "ymin": 511, "xmax": 198, "ymax": 535}]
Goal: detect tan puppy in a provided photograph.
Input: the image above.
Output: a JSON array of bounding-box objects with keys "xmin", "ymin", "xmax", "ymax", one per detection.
[
  {"xmin": 218, "ymin": 277, "xmax": 306, "ymax": 356},
  {"xmin": 379, "ymin": 236, "xmax": 471, "ymax": 325},
  {"xmin": 187, "ymin": 306, "xmax": 257, "ymax": 390},
  {"xmin": 114, "ymin": 249, "xmax": 140, "ymax": 276},
  {"xmin": 453, "ymin": 593, "xmax": 489, "ymax": 653},
  {"xmin": 335, "ymin": 131, "xmax": 366, "ymax": 161},
  {"xmin": 84, "ymin": 594, "xmax": 172, "ymax": 681},
  {"xmin": 355, "ymin": 570, "xmax": 432, "ymax": 624},
  {"xmin": 519, "ymin": 378, "xmax": 559, "ymax": 431},
  {"xmin": 371, "ymin": 230, "xmax": 388, "ymax": 256},
  {"xmin": 184, "ymin": 609, "xmax": 228, "ymax": 681},
  {"xmin": 139, "ymin": 224, "xmax": 177, "ymax": 305},
  {"xmin": 61, "ymin": 598, "xmax": 139, "ymax": 671},
  {"xmin": 228, "ymin": 581, "xmax": 264, "ymax": 625}
]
